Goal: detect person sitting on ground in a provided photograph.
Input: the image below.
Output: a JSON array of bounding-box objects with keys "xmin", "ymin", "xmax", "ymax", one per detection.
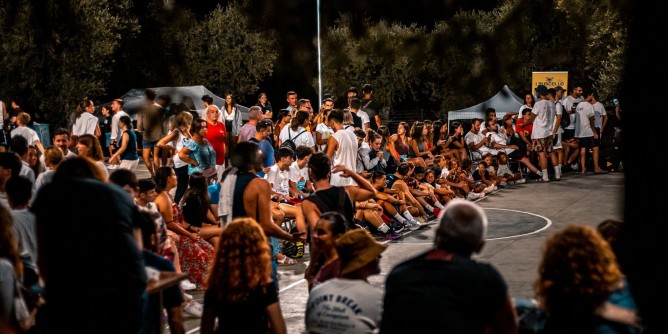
[
  {"xmin": 310, "ymin": 211, "xmax": 349, "ymax": 289},
  {"xmin": 495, "ymin": 151, "xmax": 526, "ymax": 185},
  {"xmin": 306, "ymin": 229, "xmax": 387, "ymax": 334},
  {"xmin": 385, "ymin": 162, "xmax": 428, "ymax": 226},
  {"xmin": 381, "ymin": 199, "xmax": 518, "ymax": 334},
  {"xmin": 200, "ymin": 217, "xmax": 288, "ymax": 334},
  {"xmin": 458, "ymin": 157, "xmax": 489, "ymax": 200},
  {"xmin": 369, "ymin": 171, "xmax": 418, "ymax": 232},
  {"xmin": 472, "ymin": 161, "xmax": 498, "ymax": 193}
]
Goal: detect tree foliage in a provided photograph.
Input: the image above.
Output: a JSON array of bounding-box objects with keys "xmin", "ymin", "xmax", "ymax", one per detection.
[
  {"xmin": 173, "ymin": 2, "xmax": 278, "ymax": 104},
  {"xmin": 0, "ymin": 0, "xmax": 138, "ymax": 128}
]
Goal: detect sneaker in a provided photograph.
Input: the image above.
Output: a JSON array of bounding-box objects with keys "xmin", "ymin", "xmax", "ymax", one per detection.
[
  {"xmin": 570, "ymin": 163, "xmax": 579, "ymax": 170},
  {"xmin": 493, "ymin": 186, "xmax": 498, "ymax": 191},
  {"xmin": 467, "ymin": 192, "xmax": 480, "ymax": 200},
  {"xmin": 182, "ymin": 300, "xmax": 204, "ymax": 318},
  {"xmin": 390, "ymin": 220, "xmax": 406, "ymax": 233},
  {"xmin": 515, "ymin": 178, "xmax": 526, "ymax": 184},
  {"xmin": 406, "ymin": 219, "xmax": 422, "ymax": 231},
  {"xmin": 180, "ymin": 279, "xmax": 197, "ymax": 291},
  {"xmin": 379, "ymin": 229, "xmax": 403, "ymax": 241},
  {"xmin": 499, "ymin": 181, "xmax": 507, "ymax": 187}
]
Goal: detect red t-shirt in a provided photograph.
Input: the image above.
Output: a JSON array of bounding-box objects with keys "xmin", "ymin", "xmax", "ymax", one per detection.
[{"xmin": 205, "ymin": 121, "xmax": 226, "ymax": 165}]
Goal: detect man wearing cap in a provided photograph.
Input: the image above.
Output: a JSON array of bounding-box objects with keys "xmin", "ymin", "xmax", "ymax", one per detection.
[
  {"xmin": 305, "ymin": 229, "xmax": 386, "ymax": 334},
  {"xmin": 381, "ymin": 199, "xmax": 517, "ymax": 334},
  {"xmin": 523, "ymin": 84, "xmax": 554, "ymax": 182}
]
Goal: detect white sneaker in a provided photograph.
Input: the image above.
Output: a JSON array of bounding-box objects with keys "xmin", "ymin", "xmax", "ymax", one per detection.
[
  {"xmin": 182, "ymin": 300, "xmax": 203, "ymax": 318},
  {"xmin": 493, "ymin": 186, "xmax": 498, "ymax": 191},
  {"xmin": 180, "ymin": 279, "xmax": 197, "ymax": 291},
  {"xmin": 515, "ymin": 178, "xmax": 526, "ymax": 184},
  {"xmin": 406, "ymin": 219, "xmax": 422, "ymax": 231},
  {"xmin": 467, "ymin": 192, "xmax": 480, "ymax": 200},
  {"xmin": 483, "ymin": 185, "xmax": 495, "ymax": 194}
]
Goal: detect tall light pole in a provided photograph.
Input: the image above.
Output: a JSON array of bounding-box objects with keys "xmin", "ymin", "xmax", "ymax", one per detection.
[{"xmin": 317, "ymin": 0, "xmax": 322, "ymax": 106}]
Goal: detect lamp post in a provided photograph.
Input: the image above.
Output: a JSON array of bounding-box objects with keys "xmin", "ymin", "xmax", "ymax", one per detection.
[{"xmin": 317, "ymin": 0, "xmax": 322, "ymax": 106}]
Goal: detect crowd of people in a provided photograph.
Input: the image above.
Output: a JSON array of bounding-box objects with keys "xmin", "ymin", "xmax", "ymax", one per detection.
[{"xmin": 0, "ymin": 83, "xmax": 633, "ymax": 334}]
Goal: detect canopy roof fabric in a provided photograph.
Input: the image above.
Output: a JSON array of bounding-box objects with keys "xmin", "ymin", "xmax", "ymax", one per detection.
[
  {"xmin": 447, "ymin": 85, "xmax": 523, "ymax": 121},
  {"xmin": 119, "ymin": 85, "xmax": 249, "ymax": 121}
]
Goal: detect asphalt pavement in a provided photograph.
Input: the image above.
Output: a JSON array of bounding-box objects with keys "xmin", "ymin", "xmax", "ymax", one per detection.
[{"xmin": 123, "ymin": 162, "xmax": 624, "ymax": 334}]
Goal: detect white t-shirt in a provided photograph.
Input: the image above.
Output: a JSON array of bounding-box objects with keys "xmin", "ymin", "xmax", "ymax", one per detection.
[
  {"xmin": 72, "ymin": 112, "xmax": 98, "ymax": 136},
  {"xmin": 357, "ymin": 110, "xmax": 371, "ymax": 131},
  {"xmin": 110, "ymin": 110, "xmax": 129, "ymax": 144},
  {"xmin": 315, "ymin": 123, "xmax": 334, "ymax": 152},
  {"xmin": 330, "ymin": 129, "xmax": 358, "ymax": 186},
  {"xmin": 289, "ymin": 161, "xmax": 308, "ymax": 185},
  {"xmin": 592, "ymin": 101, "xmax": 607, "ymax": 128},
  {"xmin": 517, "ymin": 104, "xmax": 532, "ymax": 119},
  {"xmin": 11, "ymin": 126, "xmax": 40, "ymax": 146},
  {"xmin": 279, "ymin": 126, "xmax": 315, "ymax": 149},
  {"xmin": 574, "ymin": 102, "xmax": 595, "ymax": 138},
  {"xmin": 554, "ymin": 100, "xmax": 565, "ymax": 134},
  {"xmin": 530, "ymin": 99, "xmax": 554, "ymax": 140},
  {"xmin": 465, "ymin": 130, "xmax": 498, "ymax": 156},
  {"xmin": 562, "ymin": 95, "xmax": 584, "ymax": 130},
  {"xmin": 306, "ymin": 278, "xmax": 383, "ymax": 334},
  {"xmin": 265, "ymin": 164, "xmax": 290, "ymax": 196}
]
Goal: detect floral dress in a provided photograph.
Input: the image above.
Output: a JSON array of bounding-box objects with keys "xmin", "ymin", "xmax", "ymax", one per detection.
[{"xmin": 171, "ymin": 203, "xmax": 215, "ymax": 290}]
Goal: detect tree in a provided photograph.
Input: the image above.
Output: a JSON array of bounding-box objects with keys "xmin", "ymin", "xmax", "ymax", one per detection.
[
  {"xmin": 0, "ymin": 0, "xmax": 138, "ymax": 128},
  {"xmin": 173, "ymin": 2, "xmax": 278, "ymax": 104}
]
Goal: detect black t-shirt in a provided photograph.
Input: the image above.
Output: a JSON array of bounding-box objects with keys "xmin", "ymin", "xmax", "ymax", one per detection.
[
  {"xmin": 381, "ymin": 249, "xmax": 508, "ymax": 334},
  {"xmin": 361, "ymin": 98, "xmax": 381, "ymax": 131},
  {"xmin": 181, "ymin": 193, "xmax": 206, "ymax": 227},
  {"xmin": 351, "ymin": 111, "xmax": 363, "ymax": 129},
  {"xmin": 204, "ymin": 284, "xmax": 278, "ymax": 334},
  {"xmin": 30, "ymin": 178, "xmax": 147, "ymax": 333}
]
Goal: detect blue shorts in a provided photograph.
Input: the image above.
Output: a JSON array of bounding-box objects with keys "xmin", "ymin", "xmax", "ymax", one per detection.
[{"xmin": 142, "ymin": 139, "xmax": 158, "ymax": 149}]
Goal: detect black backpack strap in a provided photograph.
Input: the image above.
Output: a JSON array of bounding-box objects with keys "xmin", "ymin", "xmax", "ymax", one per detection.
[{"xmin": 292, "ymin": 130, "xmax": 306, "ymax": 141}]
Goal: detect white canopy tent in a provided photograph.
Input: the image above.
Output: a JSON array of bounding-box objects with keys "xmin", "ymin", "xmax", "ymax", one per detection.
[{"xmin": 447, "ymin": 85, "xmax": 523, "ymax": 122}]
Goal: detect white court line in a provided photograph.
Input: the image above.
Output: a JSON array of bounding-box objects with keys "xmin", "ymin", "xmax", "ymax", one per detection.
[
  {"xmin": 186, "ymin": 327, "xmax": 200, "ymax": 334},
  {"xmin": 483, "ymin": 207, "xmax": 552, "ymax": 241}
]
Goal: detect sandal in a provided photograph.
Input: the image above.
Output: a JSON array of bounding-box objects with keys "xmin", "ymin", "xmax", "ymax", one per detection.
[{"xmin": 277, "ymin": 254, "xmax": 297, "ymax": 266}]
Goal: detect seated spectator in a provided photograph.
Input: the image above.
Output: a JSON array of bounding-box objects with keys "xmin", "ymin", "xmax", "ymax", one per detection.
[
  {"xmin": 457, "ymin": 157, "xmax": 488, "ymax": 200},
  {"xmin": 201, "ymin": 217, "xmax": 287, "ymax": 334},
  {"xmin": 521, "ymin": 224, "xmax": 642, "ymax": 333},
  {"xmin": 179, "ymin": 172, "xmax": 223, "ymax": 248},
  {"xmin": 422, "ymin": 167, "xmax": 455, "ymax": 203},
  {"xmin": 357, "ymin": 129, "xmax": 387, "ymax": 174},
  {"xmin": 472, "ymin": 161, "xmax": 498, "ymax": 193},
  {"xmin": 37, "ymin": 147, "xmax": 65, "ymax": 195},
  {"xmin": 484, "ymin": 118, "xmax": 543, "ymax": 180},
  {"xmin": 381, "ymin": 199, "xmax": 518, "ymax": 334},
  {"xmin": 310, "ymin": 211, "xmax": 348, "ymax": 289},
  {"xmin": 306, "ymin": 229, "xmax": 387, "ymax": 333},
  {"xmin": 495, "ymin": 151, "xmax": 526, "ymax": 185},
  {"xmin": 369, "ymin": 171, "xmax": 418, "ymax": 232},
  {"xmin": 411, "ymin": 165, "xmax": 447, "ymax": 214},
  {"xmin": 408, "ymin": 121, "xmax": 434, "ymax": 167},
  {"xmin": 76, "ymin": 133, "xmax": 109, "ymax": 180},
  {"xmin": 385, "ymin": 162, "xmax": 427, "ymax": 227}
]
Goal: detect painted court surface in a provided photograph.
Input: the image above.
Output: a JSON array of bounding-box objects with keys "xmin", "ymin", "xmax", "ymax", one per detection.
[{"xmin": 128, "ymin": 163, "xmax": 623, "ymax": 334}]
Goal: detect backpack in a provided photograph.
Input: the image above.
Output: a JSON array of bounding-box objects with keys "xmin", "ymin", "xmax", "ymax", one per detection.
[
  {"xmin": 280, "ymin": 128, "xmax": 306, "ymax": 152},
  {"xmin": 558, "ymin": 101, "xmax": 570, "ymax": 128}
]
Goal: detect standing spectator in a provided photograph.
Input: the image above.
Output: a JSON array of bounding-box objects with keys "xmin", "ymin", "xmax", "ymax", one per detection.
[
  {"xmin": 314, "ymin": 107, "xmax": 334, "ymax": 153},
  {"xmin": 30, "ymin": 158, "xmax": 147, "ymax": 333},
  {"xmin": 256, "ymin": 92, "xmax": 273, "ymax": 119},
  {"xmin": 9, "ymin": 136, "xmax": 36, "ymax": 184},
  {"xmin": 109, "ymin": 98, "xmax": 128, "ymax": 156},
  {"xmin": 26, "ymin": 145, "xmax": 41, "ymax": 179},
  {"xmin": 202, "ymin": 105, "xmax": 226, "ymax": 177},
  {"xmin": 200, "ymin": 217, "xmax": 287, "ymax": 334},
  {"xmin": 574, "ymin": 91, "xmax": 602, "ymax": 174},
  {"xmin": 11, "ymin": 112, "xmax": 44, "ymax": 155},
  {"xmin": 109, "ymin": 115, "xmax": 139, "ymax": 172},
  {"xmin": 221, "ymin": 93, "xmax": 243, "ymax": 164},
  {"xmin": 562, "ymin": 85, "xmax": 584, "ymax": 171},
  {"xmin": 325, "ymin": 109, "xmax": 358, "ymax": 186},
  {"xmin": 137, "ymin": 88, "xmax": 165, "ymax": 177},
  {"xmin": 284, "ymin": 91, "xmax": 298, "ymax": 115},
  {"xmin": 6, "ymin": 176, "xmax": 38, "ymax": 282},
  {"xmin": 249, "ymin": 119, "xmax": 275, "ymax": 178},
  {"xmin": 39, "ymin": 128, "xmax": 77, "ymax": 170},
  {"xmin": 279, "ymin": 110, "xmax": 315, "ymax": 151},
  {"xmin": 361, "ymin": 83, "xmax": 381, "ymax": 131},
  {"xmin": 99, "ymin": 104, "xmax": 112, "ymax": 157},
  {"xmin": 71, "ymin": 98, "xmax": 101, "ymax": 141},
  {"xmin": 590, "ymin": 91, "xmax": 608, "ymax": 173},
  {"xmin": 34, "ymin": 146, "xmax": 63, "ymax": 193},
  {"xmin": 381, "ymin": 199, "xmax": 518, "ymax": 334},
  {"xmin": 524, "ymin": 85, "xmax": 554, "ymax": 181},
  {"xmin": 305, "ymin": 229, "xmax": 387, "ymax": 333},
  {"xmin": 178, "ymin": 118, "xmax": 216, "ymax": 177},
  {"xmin": 238, "ymin": 106, "xmax": 263, "ymax": 143},
  {"xmin": 0, "ymin": 98, "xmax": 7, "ymax": 149},
  {"xmin": 76, "ymin": 134, "xmax": 109, "ymax": 180},
  {"xmin": 0, "ymin": 204, "xmax": 29, "ymax": 333},
  {"xmin": 0, "ymin": 151, "xmax": 22, "ymax": 209},
  {"xmin": 157, "ymin": 111, "xmax": 193, "ymax": 205}
]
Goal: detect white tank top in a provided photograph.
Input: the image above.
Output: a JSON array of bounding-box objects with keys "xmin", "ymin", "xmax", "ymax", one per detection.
[
  {"xmin": 330, "ymin": 129, "xmax": 358, "ymax": 186},
  {"xmin": 172, "ymin": 129, "xmax": 190, "ymax": 168}
]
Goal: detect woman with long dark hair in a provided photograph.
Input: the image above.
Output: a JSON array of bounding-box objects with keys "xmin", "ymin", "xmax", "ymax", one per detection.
[{"xmin": 180, "ymin": 172, "xmax": 223, "ymax": 248}]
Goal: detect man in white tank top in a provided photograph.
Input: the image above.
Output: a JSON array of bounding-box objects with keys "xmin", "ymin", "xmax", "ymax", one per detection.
[{"xmin": 325, "ymin": 109, "xmax": 358, "ymax": 186}]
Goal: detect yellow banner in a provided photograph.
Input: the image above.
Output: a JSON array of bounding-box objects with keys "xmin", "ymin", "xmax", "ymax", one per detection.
[{"xmin": 532, "ymin": 71, "xmax": 568, "ymax": 92}]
